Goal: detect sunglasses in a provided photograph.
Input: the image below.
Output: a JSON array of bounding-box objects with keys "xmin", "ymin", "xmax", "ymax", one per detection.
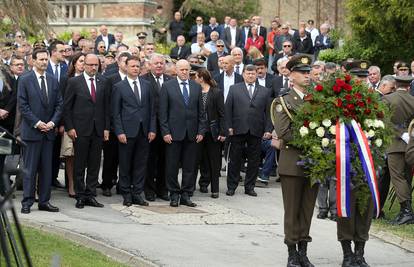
[
  {"xmin": 283, "ymin": 45, "xmax": 291, "ymax": 47},
  {"xmin": 217, "ymin": 45, "xmax": 224, "ymax": 47},
  {"xmin": 99, "ymin": 46, "xmax": 106, "ymax": 48}
]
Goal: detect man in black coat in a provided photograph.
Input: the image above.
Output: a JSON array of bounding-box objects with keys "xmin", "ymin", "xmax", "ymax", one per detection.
[
  {"xmin": 225, "ymin": 64, "xmax": 272, "ymax": 197},
  {"xmin": 292, "ymin": 28, "xmax": 313, "ymax": 55},
  {"xmin": 159, "ymin": 59, "xmax": 207, "ymax": 207},
  {"xmin": 95, "ymin": 25, "xmax": 115, "ymax": 53},
  {"xmin": 112, "ymin": 56, "xmax": 156, "ymax": 207},
  {"xmin": 64, "ymin": 54, "xmax": 110, "ymax": 209},
  {"xmin": 207, "ymin": 40, "xmax": 227, "ymax": 74},
  {"xmin": 223, "ymin": 19, "xmax": 243, "ymax": 51},
  {"xmin": 188, "ymin": 16, "xmax": 210, "ymax": 43},
  {"xmin": 170, "ymin": 35, "xmax": 191, "ymax": 61},
  {"xmin": 141, "ymin": 53, "xmax": 173, "ymax": 202},
  {"xmin": 214, "ymin": 55, "xmax": 244, "ymax": 103}
]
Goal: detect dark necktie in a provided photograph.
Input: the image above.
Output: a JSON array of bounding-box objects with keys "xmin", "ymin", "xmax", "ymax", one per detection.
[
  {"xmin": 156, "ymin": 76, "xmax": 161, "ymax": 91},
  {"xmin": 248, "ymin": 84, "xmax": 254, "ymax": 99},
  {"xmin": 133, "ymin": 80, "xmax": 141, "ymax": 104},
  {"xmin": 235, "ymin": 65, "xmax": 240, "ymax": 75},
  {"xmin": 54, "ymin": 64, "xmax": 59, "ymax": 82},
  {"xmin": 40, "ymin": 75, "xmax": 48, "ymax": 103},
  {"xmin": 181, "ymin": 81, "xmax": 189, "ymax": 106},
  {"xmin": 178, "ymin": 46, "xmax": 182, "ymax": 57},
  {"xmin": 89, "ymin": 77, "xmax": 96, "ymax": 102},
  {"xmin": 283, "ymin": 77, "xmax": 289, "ymax": 89}
]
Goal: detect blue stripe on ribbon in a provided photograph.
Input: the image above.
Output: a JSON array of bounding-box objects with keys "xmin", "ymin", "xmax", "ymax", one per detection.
[{"xmin": 344, "ymin": 124, "xmax": 351, "ymax": 216}]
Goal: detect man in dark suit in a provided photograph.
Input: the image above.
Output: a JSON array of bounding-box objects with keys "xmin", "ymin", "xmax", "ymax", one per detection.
[
  {"xmin": 159, "ymin": 59, "xmax": 207, "ymax": 207},
  {"xmin": 112, "ymin": 55, "xmax": 156, "ymax": 206},
  {"xmin": 141, "ymin": 54, "xmax": 172, "ymax": 202},
  {"xmin": 254, "ymin": 58, "xmax": 275, "ymax": 90},
  {"xmin": 207, "ymin": 40, "xmax": 227, "ymax": 74},
  {"xmin": 100, "ymin": 52, "xmax": 130, "ymax": 196},
  {"xmin": 64, "ymin": 53, "xmax": 110, "ymax": 209},
  {"xmin": 252, "ymin": 16, "xmax": 267, "ymax": 39},
  {"xmin": 240, "ymin": 19, "xmax": 251, "ymax": 49},
  {"xmin": 271, "ymin": 58, "xmax": 291, "ymax": 97},
  {"xmin": 46, "ymin": 40, "xmax": 68, "ymax": 189},
  {"xmin": 95, "ymin": 25, "xmax": 115, "ymax": 53},
  {"xmin": 214, "ymin": 55, "xmax": 244, "ymax": 103},
  {"xmin": 292, "ymin": 28, "xmax": 313, "ymax": 55},
  {"xmin": 225, "ymin": 64, "xmax": 272, "ymax": 197},
  {"xmin": 189, "ymin": 16, "xmax": 209, "ymax": 43},
  {"xmin": 314, "ymin": 23, "xmax": 334, "ymax": 59},
  {"xmin": 170, "ymin": 35, "xmax": 191, "ymax": 61},
  {"xmin": 223, "ymin": 18, "xmax": 243, "ymax": 51},
  {"xmin": 18, "ymin": 48, "xmax": 63, "ymax": 214}
]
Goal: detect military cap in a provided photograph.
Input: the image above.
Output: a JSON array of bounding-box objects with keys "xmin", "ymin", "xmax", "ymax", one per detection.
[
  {"xmin": 136, "ymin": 32, "xmax": 148, "ymax": 39},
  {"xmin": 197, "ymin": 55, "xmax": 206, "ymax": 64},
  {"xmin": 397, "ymin": 62, "xmax": 409, "ymax": 71},
  {"xmin": 105, "ymin": 52, "xmax": 115, "ymax": 58},
  {"xmin": 286, "ymin": 54, "xmax": 312, "ymax": 72},
  {"xmin": 345, "ymin": 60, "xmax": 370, "ymax": 77},
  {"xmin": 394, "ymin": 75, "xmax": 414, "ymax": 84},
  {"xmin": 189, "ymin": 63, "xmax": 205, "ymax": 75}
]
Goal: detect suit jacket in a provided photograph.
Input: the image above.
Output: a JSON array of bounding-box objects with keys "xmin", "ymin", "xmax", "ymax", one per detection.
[
  {"xmin": 256, "ymin": 26, "xmax": 267, "ymax": 39},
  {"xmin": 240, "ymin": 27, "xmax": 251, "ymax": 48},
  {"xmin": 46, "ymin": 61, "xmax": 68, "ymax": 83},
  {"xmin": 225, "ymin": 82, "xmax": 272, "ymax": 138},
  {"xmin": 0, "ymin": 71, "xmax": 17, "ymax": 131},
  {"xmin": 112, "ymin": 78, "xmax": 155, "ymax": 138},
  {"xmin": 223, "ymin": 27, "xmax": 243, "ymax": 50},
  {"xmin": 64, "ymin": 73, "xmax": 110, "ymax": 137},
  {"xmin": 104, "ymin": 63, "xmax": 119, "ymax": 77},
  {"xmin": 214, "ymin": 72, "xmax": 244, "ymax": 94},
  {"xmin": 271, "ymin": 75, "xmax": 287, "ymax": 98},
  {"xmin": 141, "ymin": 73, "xmax": 173, "ymax": 117},
  {"xmin": 273, "ymin": 89, "xmax": 304, "ymax": 177},
  {"xmin": 189, "ymin": 24, "xmax": 210, "ymax": 43},
  {"xmin": 159, "ymin": 79, "xmax": 207, "ymax": 141},
  {"xmin": 106, "ymin": 72, "xmax": 125, "ymax": 130},
  {"xmin": 257, "ymin": 73, "xmax": 275, "ymax": 90},
  {"xmin": 18, "ymin": 71, "xmax": 62, "ymax": 141},
  {"xmin": 383, "ymin": 90, "xmax": 414, "ymax": 153},
  {"xmin": 95, "ymin": 34, "xmax": 115, "ymax": 52},
  {"xmin": 314, "ymin": 34, "xmax": 334, "ymax": 58},
  {"xmin": 170, "ymin": 45, "xmax": 191, "ymax": 61},
  {"xmin": 207, "ymin": 52, "xmax": 228, "ymax": 73},
  {"xmin": 292, "ymin": 34, "xmax": 314, "ymax": 54},
  {"xmin": 205, "ymin": 87, "xmax": 226, "ymax": 136}
]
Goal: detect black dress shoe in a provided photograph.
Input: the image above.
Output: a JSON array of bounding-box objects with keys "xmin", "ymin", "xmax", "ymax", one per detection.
[
  {"xmin": 329, "ymin": 213, "xmax": 338, "ymax": 221},
  {"xmin": 84, "ymin": 197, "xmax": 104, "ymax": 208},
  {"xmin": 52, "ymin": 179, "xmax": 65, "ymax": 189},
  {"xmin": 226, "ymin": 190, "xmax": 235, "ymax": 196},
  {"xmin": 158, "ymin": 194, "xmax": 170, "ymax": 201},
  {"xmin": 145, "ymin": 193, "xmax": 156, "ymax": 202},
  {"xmin": 211, "ymin": 193, "xmax": 219, "ymax": 198},
  {"xmin": 75, "ymin": 199, "xmax": 85, "ymax": 209},
  {"xmin": 102, "ymin": 188, "xmax": 112, "ymax": 197},
  {"xmin": 132, "ymin": 195, "xmax": 149, "ymax": 206},
  {"xmin": 317, "ymin": 211, "xmax": 328, "ymax": 219},
  {"xmin": 180, "ymin": 198, "xmax": 197, "ymax": 207},
  {"xmin": 21, "ymin": 206, "xmax": 30, "ymax": 214},
  {"xmin": 170, "ymin": 199, "xmax": 179, "ymax": 207},
  {"xmin": 245, "ymin": 190, "xmax": 257, "ymax": 197},
  {"xmin": 199, "ymin": 186, "xmax": 208, "ymax": 193},
  {"xmin": 38, "ymin": 203, "xmax": 59, "ymax": 212},
  {"xmin": 123, "ymin": 199, "xmax": 132, "ymax": 207}
]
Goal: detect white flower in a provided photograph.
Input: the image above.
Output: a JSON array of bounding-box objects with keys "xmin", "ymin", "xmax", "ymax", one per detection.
[
  {"xmin": 367, "ymin": 129, "xmax": 375, "ymax": 138},
  {"xmin": 329, "ymin": 125, "xmax": 336, "ymax": 135},
  {"xmin": 316, "ymin": 127, "xmax": 325, "ymax": 137},
  {"xmin": 375, "ymin": 139, "xmax": 383, "ymax": 147},
  {"xmin": 364, "ymin": 119, "xmax": 373, "ymax": 128},
  {"xmin": 321, "ymin": 138, "xmax": 330, "ymax": 147},
  {"xmin": 375, "ymin": 120, "xmax": 385, "ymax": 129},
  {"xmin": 299, "ymin": 126, "xmax": 309, "ymax": 137},
  {"xmin": 309, "ymin": 121, "xmax": 319, "ymax": 129},
  {"xmin": 312, "ymin": 146, "xmax": 323, "ymax": 153},
  {"xmin": 322, "ymin": 119, "xmax": 332, "ymax": 128}
]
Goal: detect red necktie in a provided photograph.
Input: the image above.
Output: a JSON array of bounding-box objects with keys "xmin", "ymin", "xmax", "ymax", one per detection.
[{"xmin": 90, "ymin": 77, "xmax": 96, "ymax": 102}]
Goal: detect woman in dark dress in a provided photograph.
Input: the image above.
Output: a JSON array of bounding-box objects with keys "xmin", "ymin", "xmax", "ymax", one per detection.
[{"xmin": 194, "ymin": 68, "xmax": 226, "ymax": 198}]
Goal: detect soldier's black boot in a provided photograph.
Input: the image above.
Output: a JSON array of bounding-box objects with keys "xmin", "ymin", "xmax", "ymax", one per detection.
[
  {"xmin": 354, "ymin": 241, "xmax": 370, "ymax": 267},
  {"xmin": 340, "ymin": 240, "xmax": 357, "ymax": 267},
  {"xmin": 392, "ymin": 201, "xmax": 414, "ymax": 225},
  {"xmin": 287, "ymin": 245, "xmax": 301, "ymax": 267},
  {"xmin": 298, "ymin": 241, "xmax": 314, "ymax": 267}
]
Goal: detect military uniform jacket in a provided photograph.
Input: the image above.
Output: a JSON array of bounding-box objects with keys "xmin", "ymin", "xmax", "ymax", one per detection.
[
  {"xmin": 383, "ymin": 89, "xmax": 414, "ymax": 153},
  {"xmin": 273, "ymin": 89, "xmax": 305, "ymax": 177}
]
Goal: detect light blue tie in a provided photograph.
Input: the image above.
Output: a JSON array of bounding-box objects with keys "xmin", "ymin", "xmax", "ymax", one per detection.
[{"xmin": 181, "ymin": 82, "xmax": 189, "ymax": 106}]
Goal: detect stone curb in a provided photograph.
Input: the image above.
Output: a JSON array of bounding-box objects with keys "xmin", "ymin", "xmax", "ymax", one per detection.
[
  {"xmin": 20, "ymin": 219, "xmax": 159, "ymax": 267},
  {"xmin": 371, "ymin": 228, "xmax": 414, "ymax": 253}
]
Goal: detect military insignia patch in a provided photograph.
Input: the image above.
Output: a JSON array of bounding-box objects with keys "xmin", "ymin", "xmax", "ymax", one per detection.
[
  {"xmin": 360, "ymin": 62, "xmax": 367, "ymax": 69},
  {"xmin": 301, "ymin": 57, "xmax": 309, "ymax": 64},
  {"xmin": 276, "ymin": 104, "xmax": 283, "ymax": 112}
]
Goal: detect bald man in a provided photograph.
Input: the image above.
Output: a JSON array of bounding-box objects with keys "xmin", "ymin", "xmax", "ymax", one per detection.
[{"xmin": 159, "ymin": 60, "xmax": 207, "ymax": 207}]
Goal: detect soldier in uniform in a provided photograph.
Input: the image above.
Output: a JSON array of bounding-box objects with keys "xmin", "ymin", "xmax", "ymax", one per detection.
[
  {"xmin": 272, "ymin": 54, "xmax": 318, "ymax": 267},
  {"xmin": 383, "ymin": 75, "xmax": 414, "ymax": 225},
  {"xmin": 336, "ymin": 60, "xmax": 374, "ymax": 267},
  {"xmin": 151, "ymin": 5, "xmax": 169, "ymax": 44}
]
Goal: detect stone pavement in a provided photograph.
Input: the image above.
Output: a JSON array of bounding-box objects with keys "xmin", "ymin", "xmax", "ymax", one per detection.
[{"xmin": 14, "ymin": 174, "xmax": 414, "ymax": 267}]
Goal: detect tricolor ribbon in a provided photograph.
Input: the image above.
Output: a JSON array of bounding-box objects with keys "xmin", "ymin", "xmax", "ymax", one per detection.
[{"xmin": 335, "ymin": 120, "xmax": 381, "ymax": 218}]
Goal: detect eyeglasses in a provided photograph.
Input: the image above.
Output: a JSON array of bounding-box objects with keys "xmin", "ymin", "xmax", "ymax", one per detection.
[
  {"xmin": 217, "ymin": 45, "xmax": 224, "ymax": 47},
  {"xmin": 99, "ymin": 46, "xmax": 106, "ymax": 48},
  {"xmin": 283, "ymin": 45, "xmax": 291, "ymax": 47}
]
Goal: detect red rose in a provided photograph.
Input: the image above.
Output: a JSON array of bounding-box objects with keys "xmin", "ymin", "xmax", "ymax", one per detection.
[
  {"xmin": 314, "ymin": 84, "xmax": 323, "ymax": 92},
  {"xmin": 335, "ymin": 98, "xmax": 343, "ymax": 107},
  {"xmin": 345, "ymin": 94, "xmax": 352, "ymax": 101},
  {"xmin": 345, "ymin": 74, "xmax": 351, "ymax": 83},
  {"xmin": 357, "ymin": 101, "xmax": 365, "ymax": 107},
  {"xmin": 354, "ymin": 92, "xmax": 362, "ymax": 99},
  {"xmin": 336, "ymin": 78, "xmax": 346, "ymax": 87},
  {"xmin": 366, "ymin": 97, "xmax": 372, "ymax": 104},
  {"xmin": 343, "ymin": 83, "xmax": 353, "ymax": 92},
  {"xmin": 303, "ymin": 120, "xmax": 310, "ymax": 127},
  {"xmin": 364, "ymin": 109, "xmax": 371, "ymax": 115},
  {"xmin": 343, "ymin": 110, "xmax": 350, "ymax": 117},
  {"xmin": 333, "ymin": 85, "xmax": 341, "ymax": 93},
  {"xmin": 376, "ymin": 111, "xmax": 384, "ymax": 118},
  {"xmin": 346, "ymin": 103, "xmax": 355, "ymax": 110}
]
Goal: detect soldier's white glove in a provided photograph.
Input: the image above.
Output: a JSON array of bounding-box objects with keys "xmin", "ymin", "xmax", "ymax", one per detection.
[{"xmin": 401, "ymin": 132, "xmax": 409, "ymax": 144}]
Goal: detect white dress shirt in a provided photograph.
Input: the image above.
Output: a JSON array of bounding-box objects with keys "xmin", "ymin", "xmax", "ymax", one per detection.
[
  {"xmin": 127, "ymin": 77, "xmax": 141, "ymax": 100},
  {"xmin": 119, "ymin": 71, "xmax": 127, "ymax": 81},
  {"xmin": 83, "ymin": 72, "xmax": 96, "ymax": 95},
  {"xmin": 223, "ymin": 72, "xmax": 235, "ymax": 102},
  {"xmin": 177, "ymin": 77, "xmax": 190, "ymax": 97},
  {"xmin": 197, "ymin": 24, "xmax": 203, "ymax": 33},
  {"xmin": 230, "ymin": 27, "xmax": 237, "ymax": 47},
  {"xmin": 50, "ymin": 59, "xmax": 60, "ymax": 81},
  {"xmin": 102, "ymin": 35, "xmax": 109, "ymax": 51},
  {"xmin": 257, "ymin": 76, "xmax": 266, "ymax": 87}
]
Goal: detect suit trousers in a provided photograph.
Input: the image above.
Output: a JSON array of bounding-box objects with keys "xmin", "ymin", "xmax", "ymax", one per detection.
[
  {"xmin": 198, "ymin": 132, "xmax": 222, "ymax": 193},
  {"xmin": 387, "ymin": 152, "xmax": 412, "ymax": 203},
  {"xmin": 337, "ymin": 191, "xmax": 374, "ymax": 242},
  {"xmin": 21, "ymin": 138, "xmax": 53, "ymax": 206},
  {"xmin": 118, "ymin": 128, "xmax": 149, "ymax": 199},
  {"xmin": 51, "ymin": 134, "xmax": 62, "ymax": 181},
  {"xmin": 378, "ymin": 159, "xmax": 391, "ymax": 211},
  {"xmin": 227, "ymin": 134, "xmax": 261, "ymax": 191},
  {"xmin": 145, "ymin": 128, "xmax": 167, "ymax": 197},
  {"xmin": 280, "ymin": 175, "xmax": 319, "ymax": 245},
  {"xmin": 317, "ymin": 177, "xmax": 337, "ymax": 214},
  {"xmin": 165, "ymin": 137, "xmax": 199, "ymax": 196},
  {"xmin": 102, "ymin": 131, "xmax": 119, "ymax": 190},
  {"xmin": 73, "ymin": 130, "xmax": 102, "ymax": 200}
]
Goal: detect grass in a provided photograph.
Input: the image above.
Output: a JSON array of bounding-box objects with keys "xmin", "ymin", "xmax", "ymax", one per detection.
[
  {"xmin": 372, "ymin": 190, "xmax": 414, "ymax": 240},
  {"xmin": 1, "ymin": 225, "xmax": 128, "ymax": 267}
]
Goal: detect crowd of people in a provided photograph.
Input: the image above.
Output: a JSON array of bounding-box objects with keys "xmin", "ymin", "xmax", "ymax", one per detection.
[{"xmin": 1, "ymin": 7, "xmax": 414, "ymax": 267}]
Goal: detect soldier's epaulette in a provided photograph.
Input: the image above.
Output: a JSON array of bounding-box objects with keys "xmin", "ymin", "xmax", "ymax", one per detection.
[{"xmin": 280, "ymin": 91, "xmax": 289, "ymax": 97}]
